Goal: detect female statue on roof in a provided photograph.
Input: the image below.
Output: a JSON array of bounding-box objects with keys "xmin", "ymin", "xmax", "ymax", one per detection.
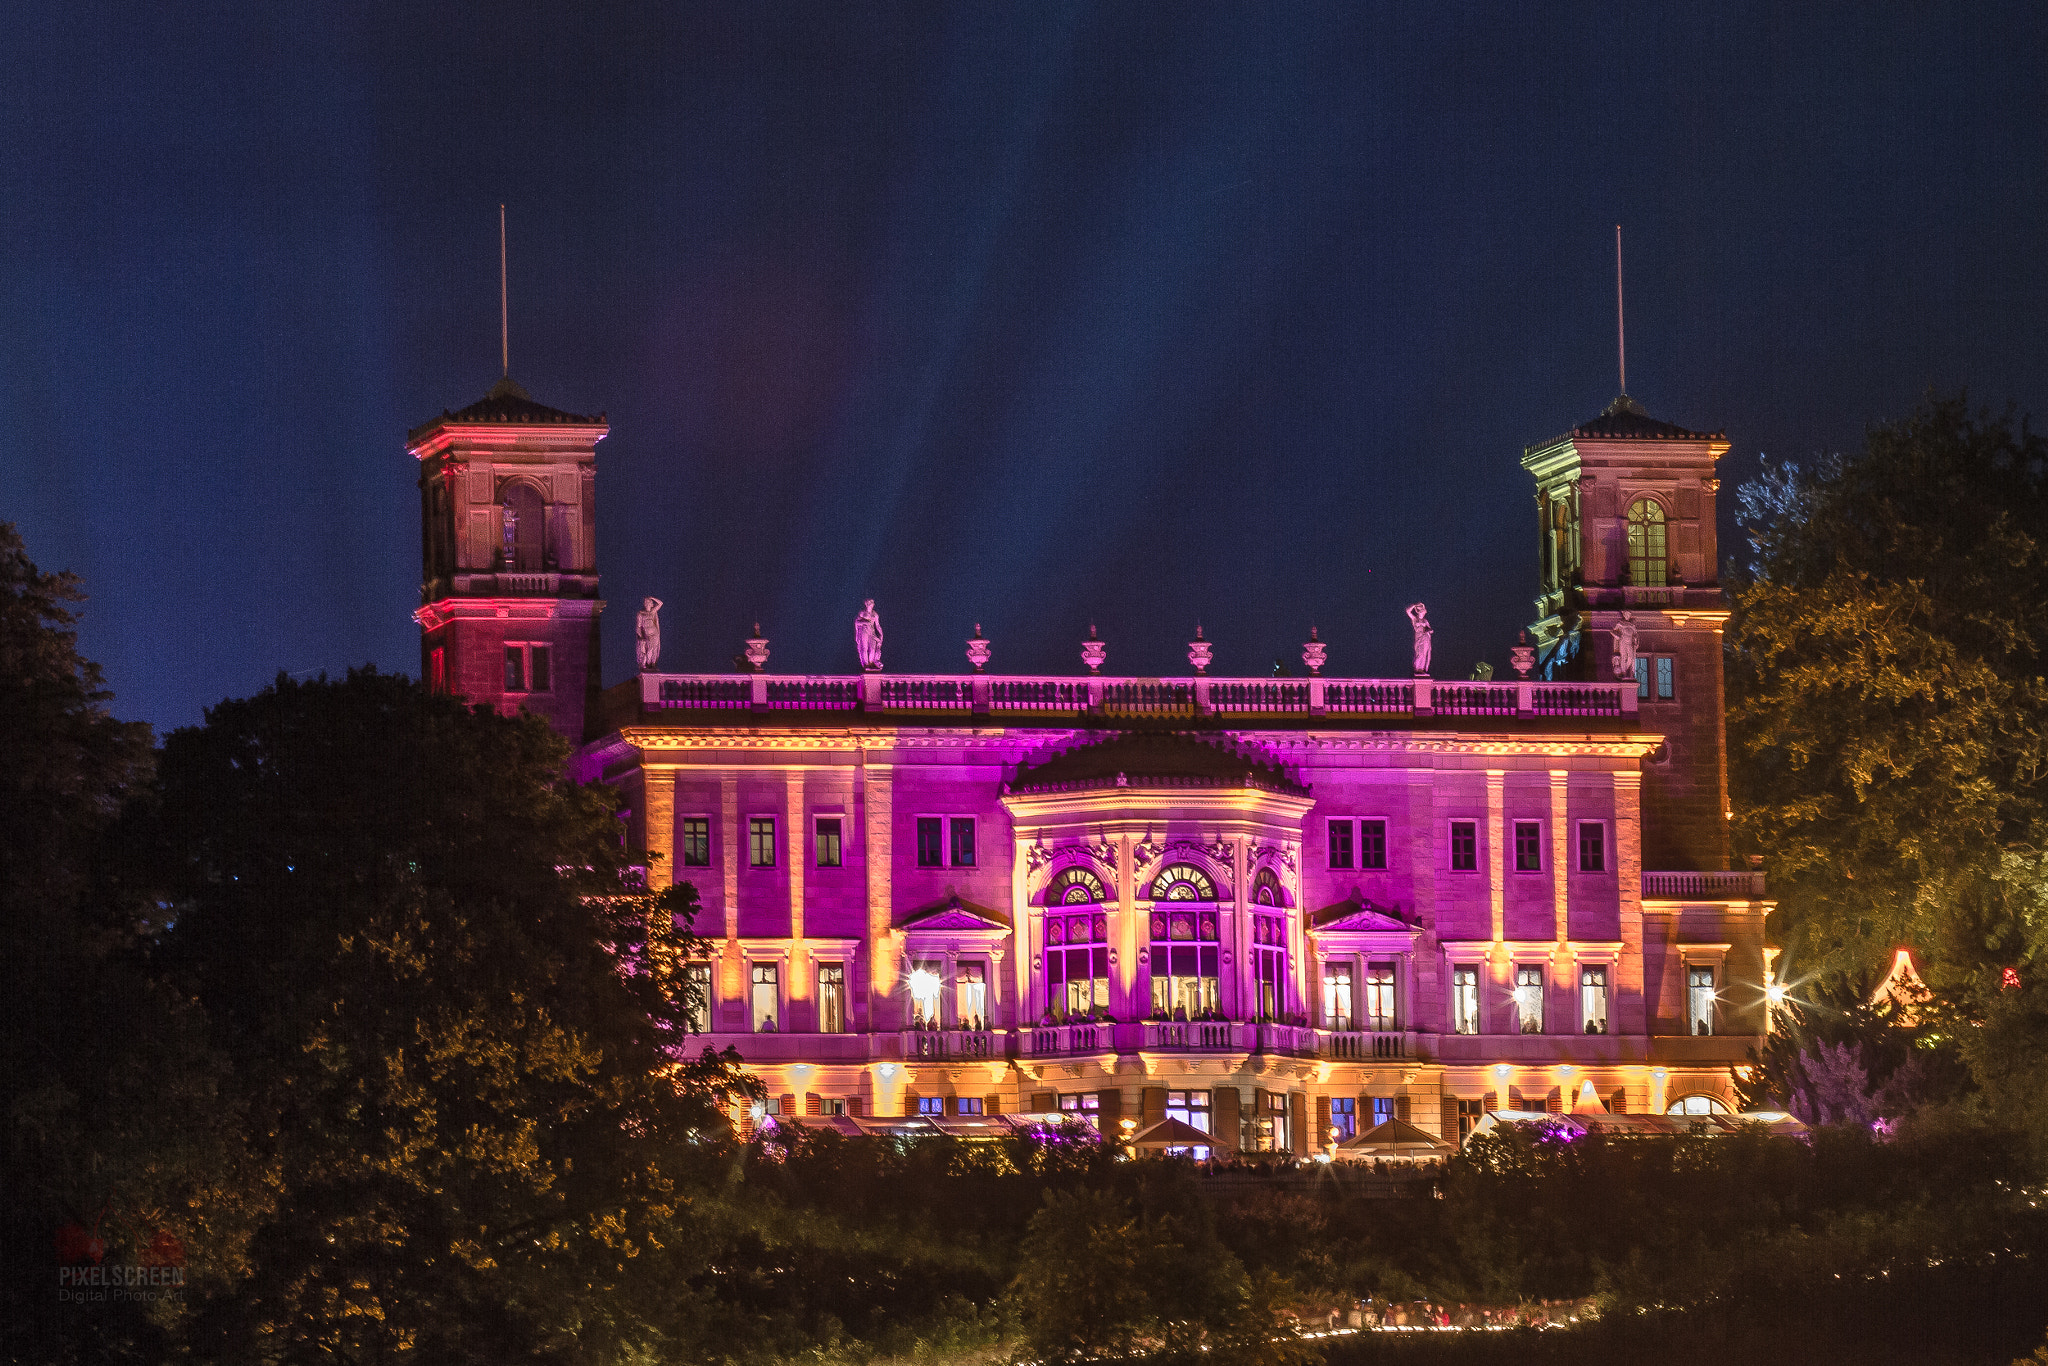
[
  {"xmin": 636, "ymin": 597, "xmax": 663, "ymax": 671},
  {"xmin": 1406, "ymin": 602, "xmax": 1433, "ymax": 676},
  {"xmin": 854, "ymin": 599, "xmax": 884, "ymax": 672}
]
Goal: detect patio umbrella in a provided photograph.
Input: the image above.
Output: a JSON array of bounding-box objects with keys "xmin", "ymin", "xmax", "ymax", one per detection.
[
  {"xmin": 1129, "ymin": 1117, "xmax": 1217, "ymax": 1149},
  {"xmin": 1336, "ymin": 1118, "xmax": 1453, "ymax": 1158}
]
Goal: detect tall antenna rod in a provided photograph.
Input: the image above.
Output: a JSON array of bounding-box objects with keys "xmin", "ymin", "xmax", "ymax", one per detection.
[
  {"xmin": 499, "ymin": 204, "xmax": 509, "ymax": 377},
  {"xmin": 1615, "ymin": 223, "xmax": 1626, "ymax": 395}
]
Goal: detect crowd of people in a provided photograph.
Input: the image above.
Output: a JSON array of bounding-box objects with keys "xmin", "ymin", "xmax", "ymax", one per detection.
[{"xmin": 1321, "ymin": 1297, "xmax": 1599, "ymax": 1331}]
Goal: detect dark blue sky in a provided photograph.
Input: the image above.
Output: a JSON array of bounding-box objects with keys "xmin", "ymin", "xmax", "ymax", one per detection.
[{"xmin": 6, "ymin": 3, "xmax": 2044, "ymax": 735}]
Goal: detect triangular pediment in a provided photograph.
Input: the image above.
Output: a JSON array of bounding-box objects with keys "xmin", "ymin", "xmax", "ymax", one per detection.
[
  {"xmin": 899, "ymin": 896, "xmax": 1010, "ymax": 932},
  {"xmin": 1310, "ymin": 898, "xmax": 1411, "ymax": 933}
]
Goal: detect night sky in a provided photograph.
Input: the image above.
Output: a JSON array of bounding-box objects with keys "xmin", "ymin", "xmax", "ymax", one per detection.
[{"xmin": 6, "ymin": 3, "xmax": 2044, "ymax": 736}]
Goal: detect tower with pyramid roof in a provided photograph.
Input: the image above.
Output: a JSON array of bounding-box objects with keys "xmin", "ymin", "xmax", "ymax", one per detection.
[{"xmin": 411, "ymin": 376, "xmax": 607, "ymax": 740}]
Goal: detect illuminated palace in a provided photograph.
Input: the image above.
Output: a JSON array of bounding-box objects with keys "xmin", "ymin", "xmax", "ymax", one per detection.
[{"xmin": 412, "ymin": 379, "xmax": 1769, "ymax": 1152}]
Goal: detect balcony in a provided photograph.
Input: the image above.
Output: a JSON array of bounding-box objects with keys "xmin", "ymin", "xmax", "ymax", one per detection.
[
  {"xmin": 641, "ymin": 670, "xmax": 1635, "ymax": 720},
  {"xmin": 1643, "ymin": 870, "xmax": 1767, "ymax": 900},
  {"xmin": 1320, "ymin": 1029, "xmax": 1413, "ymax": 1061},
  {"xmin": 898, "ymin": 1028, "xmax": 1002, "ymax": 1061},
  {"xmin": 1025, "ymin": 1022, "xmax": 1115, "ymax": 1056},
  {"xmin": 1143, "ymin": 1020, "xmax": 1242, "ymax": 1052}
]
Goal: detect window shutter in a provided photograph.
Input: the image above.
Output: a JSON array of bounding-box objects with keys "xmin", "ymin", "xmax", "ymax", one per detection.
[
  {"xmin": 1141, "ymin": 1087, "xmax": 1167, "ymax": 1130},
  {"xmin": 1254, "ymin": 1088, "xmax": 1272, "ymax": 1148},
  {"xmin": 1395, "ymin": 1094, "xmax": 1410, "ymax": 1123},
  {"xmin": 1096, "ymin": 1088, "xmax": 1122, "ymax": 1137},
  {"xmin": 1483, "ymin": 1094, "xmax": 1499, "ymax": 1114},
  {"xmin": 983, "ymin": 1093, "xmax": 1000, "ymax": 1117},
  {"xmin": 1508, "ymin": 1087, "xmax": 1524, "ymax": 1110},
  {"xmin": 904, "ymin": 1090, "xmax": 921, "ymax": 1118},
  {"xmin": 1214, "ymin": 1087, "xmax": 1242, "ymax": 1154},
  {"xmin": 1440, "ymin": 1097, "xmax": 1458, "ymax": 1141},
  {"xmin": 779, "ymin": 1093, "xmax": 796, "ymax": 1118},
  {"xmin": 1609, "ymin": 1088, "xmax": 1628, "ymax": 1114},
  {"xmin": 1029, "ymin": 1090, "xmax": 1056, "ymax": 1113},
  {"xmin": 847, "ymin": 1095, "xmax": 864, "ymax": 1118},
  {"xmin": 1315, "ymin": 1095, "xmax": 1332, "ymax": 1148},
  {"xmin": 1290, "ymin": 1092, "xmax": 1308, "ymax": 1156},
  {"xmin": 1545, "ymin": 1087, "xmax": 1563, "ymax": 1115},
  {"xmin": 806, "ymin": 1093, "xmax": 823, "ymax": 1117}
]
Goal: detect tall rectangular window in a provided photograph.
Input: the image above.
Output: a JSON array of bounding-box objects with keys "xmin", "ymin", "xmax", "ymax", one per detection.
[
  {"xmin": 1635, "ymin": 656, "xmax": 1650, "ymax": 699},
  {"xmin": 949, "ymin": 817, "xmax": 976, "ymax": 868},
  {"xmin": 1449, "ymin": 821, "xmax": 1477, "ymax": 872},
  {"xmin": 680, "ymin": 817, "xmax": 711, "ymax": 867},
  {"xmin": 749, "ymin": 817, "xmax": 776, "ymax": 868},
  {"xmin": 1327, "ymin": 819, "xmax": 1354, "ymax": 869},
  {"xmin": 1580, "ymin": 965, "xmax": 1609, "ymax": 1035},
  {"xmin": 1688, "ymin": 966, "xmax": 1717, "ymax": 1036},
  {"xmin": 1578, "ymin": 822, "xmax": 1606, "ymax": 873},
  {"xmin": 528, "ymin": 645, "xmax": 551, "ymax": 693},
  {"xmin": 750, "ymin": 963, "xmax": 778, "ymax": 1032},
  {"xmin": 916, "ymin": 817, "xmax": 943, "ymax": 868},
  {"xmin": 956, "ymin": 1097, "xmax": 984, "ymax": 1116},
  {"xmin": 1370, "ymin": 1096, "xmax": 1396, "ymax": 1128},
  {"xmin": 1457, "ymin": 1098, "xmax": 1485, "ymax": 1142},
  {"xmin": 1452, "ymin": 965, "xmax": 1480, "ymax": 1035},
  {"xmin": 956, "ymin": 961, "xmax": 987, "ymax": 1029},
  {"xmin": 1329, "ymin": 1096, "xmax": 1357, "ymax": 1141},
  {"xmin": 1360, "ymin": 819, "xmax": 1387, "ymax": 869},
  {"xmin": 818, "ymin": 963, "xmax": 845, "ymax": 1033},
  {"xmin": 1656, "ymin": 656, "xmax": 1675, "ymax": 700},
  {"xmin": 1166, "ymin": 1089, "xmax": 1212, "ymax": 1134},
  {"xmin": 1365, "ymin": 961, "xmax": 1398, "ymax": 1030},
  {"xmin": 685, "ymin": 963, "xmax": 711, "ymax": 1033},
  {"xmin": 910, "ymin": 959, "xmax": 943, "ymax": 1027},
  {"xmin": 1514, "ymin": 965, "xmax": 1545, "ymax": 1034},
  {"xmin": 1514, "ymin": 821, "xmax": 1542, "ymax": 872},
  {"xmin": 917, "ymin": 1096, "xmax": 945, "ymax": 1115},
  {"xmin": 504, "ymin": 646, "xmax": 525, "ymax": 692},
  {"xmin": 1322, "ymin": 962, "xmax": 1354, "ymax": 1030},
  {"xmin": 1059, "ymin": 1093, "xmax": 1100, "ymax": 1129},
  {"xmin": 814, "ymin": 817, "xmax": 842, "ymax": 868},
  {"xmin": 1260, "ymin": 1092, "xmax": 1290, "ymax": 1152},
  {"xmin": 429, "ymin": 646, "xmax": 447, "ymax": 694}
]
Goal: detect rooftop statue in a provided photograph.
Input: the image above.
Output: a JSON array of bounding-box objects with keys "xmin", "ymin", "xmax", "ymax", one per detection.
[
  {"xmin": 636, "ymin": 596, "xmax": 663, "ymax": 670},
  {"xmin": 1406, "ymin": 602, "xmax": 1433, "ymax": 676},
  {"xmin": 855, "ymin": 599, "xmax": 884, "ymax": 672}
]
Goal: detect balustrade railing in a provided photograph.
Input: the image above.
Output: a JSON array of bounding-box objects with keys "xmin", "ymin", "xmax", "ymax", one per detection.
[
  {"xmin": 1321, "ymin": 1029, "xmax": 1408, "ymax": 1060},
  {"xmin": 1144, "ymin": 1020, "xmax": 1239, "ymax": 1051},
  {"xmin": 640, "ymin": 671, "xmax": 1635, "ymax": 719},
  {"xmin": 899, "ymin": 1028, "xmax": 1002, "ymax": 1060},
  {"xmin": 1027, "ymin": 1023, "xmax": 1109, "ymax": 1055},
  {"xmin": 1254, "ymin": 1023, "xmax": 1317, "ymax": 1055},
  {"xmin": 1643, "ymin": 870, "xmax": 1767, "ymax": 899}
]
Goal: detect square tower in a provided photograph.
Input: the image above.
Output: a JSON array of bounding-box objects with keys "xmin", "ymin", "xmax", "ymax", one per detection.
[
  {"xmin": 411, "ymin": 376, "xmax": 607, "ymax": 741},
  {"xmin": 1522, "ymin": 395, "xmax": 1732, "ymax": 870}
]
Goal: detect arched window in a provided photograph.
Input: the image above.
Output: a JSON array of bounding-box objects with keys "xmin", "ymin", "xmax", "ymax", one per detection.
[
  {"xmin": 1252, "ymin": 868, "xmax": 1284, "ymax": 907},
  {"xmin": 501, "ymin": 481, "xmax": 547, "ymax": 572},
  {"xmin": 1625, "ymin": 498, "xmax": 1667, "ymax": 587},
  {"xmin": 1044, "ymin": 866, "xmax": 1106, "ymax": 906},
  {"xmin": 1666, "ymin": 1094, "xmax": 1729, "ymax": 1117},
  {"xmin": 1149, "ymin": 864, "xmax": 1215, "ymax": 902}
]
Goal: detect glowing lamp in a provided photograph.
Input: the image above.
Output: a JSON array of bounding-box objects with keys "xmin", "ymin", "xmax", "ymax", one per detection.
[
  {"xmin": 878, "ymin": 1063, "xmax": 898, "ymax": 1079},
  {"xmin": 1492, "ymin": 1064, "xmax": 1511, "ymax": 1076},
  {"xmin": 1765, "ymin": 984, "xmax": 1787, "ymax": 1005},
  {"xmin": 908, "ymin": 967, "xmax": 940, "ymax": 996}
]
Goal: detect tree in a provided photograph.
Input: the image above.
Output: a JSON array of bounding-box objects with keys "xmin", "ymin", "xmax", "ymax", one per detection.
[
  {"xmin": 148, "ymin": 669, "xmax": 745, "ymax": 1363},
  {"xmin": 1727, "ymin": 394, "xmax": 2048, "ymax": 973}
]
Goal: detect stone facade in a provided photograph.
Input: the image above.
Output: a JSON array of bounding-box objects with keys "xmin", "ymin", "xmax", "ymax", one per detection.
[{"xmin": 416, "ymin": 381, "xmax": 1769, "ymax": 1152}]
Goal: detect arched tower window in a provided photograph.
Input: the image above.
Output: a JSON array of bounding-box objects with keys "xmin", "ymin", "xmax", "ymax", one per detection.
[
  {"xmin": 1252, "ymin": 868, "xmax": 1284, "ymax": 907},
  {"xmin": 501, "ymin": 482, "xmax": 547, "ymax": 572},
  {"xmin": 1626, "ymin": 498, "xmax": 1667, "ymax": 587},
  {"xmin": 1044, "ymin": 866, "xmax": 1106, "ymax": 906},
  {"xmin": 1149, "ymin": 864, "xmax": 1215, "ymax": 902}
]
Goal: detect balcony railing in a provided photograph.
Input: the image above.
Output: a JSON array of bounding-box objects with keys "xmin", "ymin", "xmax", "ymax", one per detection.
[
  {"xmin": 1321, "ymin": 1029, "xmax": 1409, "ymax": 1060},
  {"xmin": 1254, "ymin": 1023, "xmax": 1318, "ymax": 1055},
  {"xmin": 642, "ymin": 670, "xmax": 1636, "ymax": 720},
  {"xmin": 1027, "ymin": 1023, "xmax": 1111, "ymax": 1056},
  {"xmin": 1643, "ymin": 870, "xmax": 1767, "ymax": 899},
  {"xmin": 900, "ymin": 1028, "xmax": 1001, "ymax": 1060},
  {"xmin": 1144, "ymin": 1020, "xmax": 1240, "ymax": 1051}
]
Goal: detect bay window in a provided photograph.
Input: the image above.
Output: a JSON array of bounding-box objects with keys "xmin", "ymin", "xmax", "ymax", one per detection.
[
  {"xmin": 1150, "ymin": 910, "xmax": 1220, "ymax": 1017},
  {"xmin": 1045, "ymin": 912, "xmax": 1109, "ymax": 1018},
  {"xmin": 1253, "ymin": 914, "xmax": 1288, "ymax": 1020}
]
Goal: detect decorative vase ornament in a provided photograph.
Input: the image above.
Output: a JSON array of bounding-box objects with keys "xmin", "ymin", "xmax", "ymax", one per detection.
[
  {"xmin": 1080, "ymin": 623, "xmax": 1106, "ymax": 675},
  {"xmin": 966, "ymin": 624, "xmax": 991, "ymax": 672},
  {"xmin": 1301, "ymin": 624, "xmax": 1327, "ymax": 676},
  {"xmin": 1187, "ymin": 624, "xmax": 1212, "ymax": 675},
  {"xmin": 1510, "ymin": 629, "xmax": 1536, "ymax": 679},
  {"xmin": 744, "ymin": 623, "xmax": 770, "ymax": 672}
]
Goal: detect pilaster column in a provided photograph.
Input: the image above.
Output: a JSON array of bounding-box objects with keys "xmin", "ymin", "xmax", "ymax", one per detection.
[
  {"xmin": 720, "ymin": 774, "xmax": 742, "ymax": 1021},
  {"xmin": 1233, "ymin": 835, "xmax": 1251, "ymax": 1018},
  {"xmin": 643, "ymin": 765, "xmax": 675, "ymax": 892},
  {"xmin": 1116, "ymin": 835, "xmax": 1137, "ymax": 1016},
  {"xmin": 863, "ymin": 757, "xmax": 896, "ymax": 1005},
  {"xmin": 1011, "ymin": 833, "xmax": 1031, "ymax": 1027},
  {"xmin": 1615, "ymin": 770, "xmax": 1646, "ymax": 1035},
  {"xmin": 1487, "ymin": 771, "xmax": 1506, "ymax": 947},
  {"xmin": 1549, "ymin": 771, "xmax": 1569, "ymax": 946}
]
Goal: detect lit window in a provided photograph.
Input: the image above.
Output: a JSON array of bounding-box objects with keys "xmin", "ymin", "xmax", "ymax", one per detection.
[
  {"xmin": 1365, "ymin": 961, "xmax": 1397, "ymax": 1030},
  {"xmin": 1452, "ymin": 966, "xmax": 1480, "ymax": 1035},
  {"xmin": 916, "ymin": 817, "xmax": 943, "ymax": 868},
  {"xmin": 685, "ymin": 963, "xmax": 711, "ymax": 1033},
  {"xmin": 1046, "ymin": 867, "xmax": 1105, "ymax": 905},
  {"xmin": 1329, "ymin": 1096, "xmax": 1356, "ymax": 1141},
  {"xmin": 818, "ymin": 963, "xmax": 845, "ymax": 1033},
  {"xmin": 1370, "ymin": 1096, "xmax": 1396, "ymax": 1128},
  {"xmin": 680, "ymin": 817, "xmax": 711, "ymax": 867},
  {"xmin": 1259, "ymin": 1092, "xmax": 1291, "ymax": 1152},
  {"xmin": 909, "ymin": 960, "xmax": 943, "ymax": 1027},
  {"xmin": 1149, "ymin": 910, "xmax": 1220, "ymax": 1017},
  {"xmin": 956, "ymin": 1097, "xmax": 984, "ymax": 1116},
  {"xmin": 1578, "ymin": 822, "xmax": 1606, "ymax": 873},
  {"xmin": 1046, "ymin": 913, "xmax": 1109, "ymax": 1017},
  {"xmin": 814, "ymin": 817, "xmax": 842, "ymax": 868},
  {"xmin": 1514, "ymin": 821, "xmax": 1542, "ymax": 872},
  {"xmin": 750, "ymin": 963, "xmax": 778, "ymax": 1032},
  {"xmin": 1580, "ymin": 965, "xmax": 1608, "ymax": 1035},
  {"xmin": 1688, "ymin": 966, "xmax": 1717, "ymax": 1036},
  {"xmin": 950, "ymin": 817, "xmax": 976, "ymax": 868},
  {"xmin": 1360, "ymin": 819, "xmax": 1387, "ymax": 869},
  {"xmin": 1626, "ymin": 498, "xmax": 1667, "ymax": 587},
  {"xmin": 428, "ymin": 646, "xmax": 446, "ymax": 694},
  {"xmin": 504, "ymin": 646, "xmax": 524, "ymax": 693},
  {"xmin": 1322, "ymin": 962, "xmax": 1354, "ymax": 1030},
  {"xmin": 1450, "ymin": 821, "xmax": 1477, "ymax": 872},
  {"xmin": 1150, "ymin": 864, "xmax": 1216, "ymax": 901},
  {"xmin": 918, "ymin": 1096, "xmax": 944, "ymax": 1115},
  {"xmin": 1514, "ymin": 965, "xmax": 1545, "ymax": 1034},
  {"xmin": 749, "ymin": 817, "xmax": 776, "ymax": 868},
  {"xmin": 502, "ymin": 644, "xmax": 550, "ymax": 694},
  {"xmin": 1059, "ymin": 1093, "xmax": 1100, "ymax": 1129},
  {"xmin": 1636, "ymin": 657, "xmax": 1650, "ymax": 699},
  {"xmin": 1165, "ymin": 1089, "xmax": 1212, "ymax": 1134},
  {"xmin": 1657, "ymin": 656, "xmax": 1675, "ymax": 700},
  {"xmin": 956, "ymin": 961, "xmax": 987, "ymax": 1029},
  {"xmin": 1456, "ymin": 1098, "xmax": 1485, "ymax": 1142},
  {"xmin": 1328, "ymin": 819, "xmax": 1353, "ymax": 869},
  {"xmin": 1667, "ymin": 1094, "xmax": 1729, "ymax": 1117},
  {"xmin": 1253, "ymin": 915, "xmax": 1288, "ymax": 1021}
]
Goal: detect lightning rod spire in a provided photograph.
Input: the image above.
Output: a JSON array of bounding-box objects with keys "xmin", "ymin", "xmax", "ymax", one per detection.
[
  {"xmin": 499, "ymin": 205, "xmax": 509, "ymax": 378},
  {"xmin": 1615, "ymin": 223, "xmax": 1627, "ymax": 396}
]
